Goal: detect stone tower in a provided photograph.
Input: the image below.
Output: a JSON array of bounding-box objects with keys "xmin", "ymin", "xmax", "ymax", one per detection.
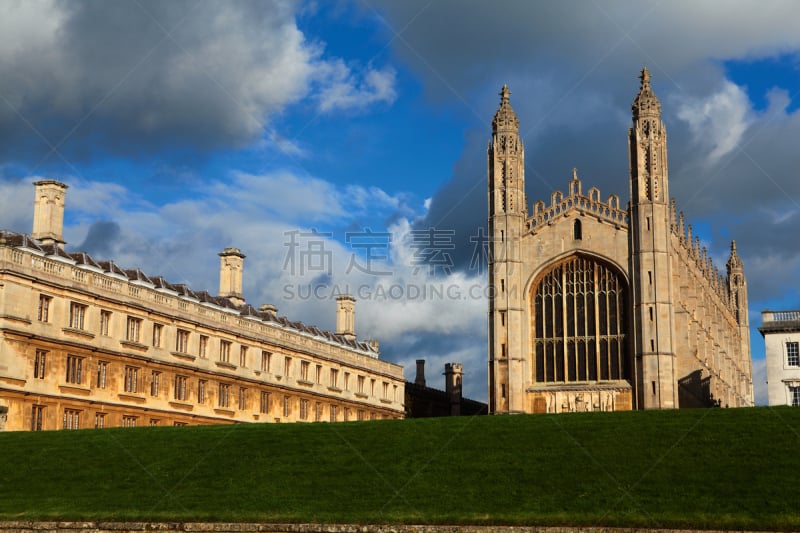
[
  {"xmin": 727, "ymin": 241, "xmax": 753, "ymax": 402},
  {"xmin": 488, "ymin": 85, "xmax": 527, "ymax": 414},
  {"xmin": 218, "ymin": 247, "xmax": 246, "ymax": 307},
  {"xmin": 628, "ymin": 68, "xmax": 677, "ymax": 409},
  {"xmin": 32, "ymin": 180, "xmax": 68, "ymax": 248}
]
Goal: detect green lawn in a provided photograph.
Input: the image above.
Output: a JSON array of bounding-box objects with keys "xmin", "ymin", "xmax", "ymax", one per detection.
[{"xmin": 1, "ymin": 407, "xmax": 798, "ymax": 530}]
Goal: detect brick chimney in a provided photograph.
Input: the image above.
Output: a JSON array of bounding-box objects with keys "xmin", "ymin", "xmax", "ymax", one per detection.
[
  {"xmin": 415, "ymin": 359, "xmax": 426, "ymax": 387},
  {"xmin": 32, "ymin": 180, "xmax": 68, "ymax": 248}
]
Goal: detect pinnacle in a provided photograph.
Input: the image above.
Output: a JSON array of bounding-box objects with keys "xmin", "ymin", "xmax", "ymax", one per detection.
[
  {"xmin": 492, "ymin": 83, "xmax": 519, "ymax": 132},
  {"xmin": 632, "ymin": 66, "xmax": 661, "ymax": 120},
  {"xmin": 499, "ymin": 84, "xmax": 511, "ymax": 105},
  {"xmin": 640, "ymin": 67, "xmax": 651, "ymax": 89}
]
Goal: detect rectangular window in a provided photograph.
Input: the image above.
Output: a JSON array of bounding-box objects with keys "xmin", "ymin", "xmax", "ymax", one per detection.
[
  {"xmin": 31, "ymin": 405, "xmax": 45, "ymax": 431},
  {"xmin": 65, "ymin": 355, "xmax": 83, "ymax": 384},
  {"xmin": 150, "ymin": 371, "xmax": 161, "ymax": 397},
  {"xmin": 382, "ymin": 382, "xmax": 389, "ymax": 399},
  {"xmin": 176, "ymin": 329, "xmax": 190, "ymax": 353},
  {"xmin": 174, "ymin": 375, "xmax": 188, "ymax": 401},
  {"xmin": 239, "ymin": 346, "xmax": 248, "ymax": 368},
  {"xmin": 330, "ymin": 369, "xmax": 339, "ymax": 388},
  {"xmin": 126, "ymin": 316, "xmax": 142, "ymax": 342},
  {"xmin": 123, "ymin": 366, "xmax": 139, "ymax": 393},
  {"xmin": 122, "ymin": 415, "xmax": 137, "ymax": 428},
  {"xmin": 219, "ymin": 340, "xmax": 231, "ymax": 363},
  {"xmin": 173, "ymin": 422, "xmax": 187, "ymax": 427},
  {"xmin": 284, "ymin": 356, "xmax": 292, "ymax": 377},
  {"xmin": 283, "ymin": 396, "xmax": 290, "ymax": 417},
  {"xmin": 152, "ymin": 324, "xmax": 163, "ymax": 347},
  {"xmin": 370, "ymin": 379, "xmax": 376, "ymax": 396},
  {"xmin": 260, "ymin": 391, "xmax": 270, "ymax": 414},
  {"xmin": 300, "ymin": 360, "xmax": 310, "ymax": 381},
  {"xmin": 315, "ymin": 402, "xmax": 322, "ymax": 422},
  {"xmin": 316, "ymin": 364, "xmax": 323, "ymax": 384},
  {"xmin": 791, "ymin": 386, "xmax": 800, "ymax": 407},
  {"xmin": 94, "ymin": 413, "xmax": 105, "ymax": 429},
  {"xmin": 299, "ymin": 398, "xmax": 309, "ymax": 420},
  {"xmin": 357, "ymin": 409, "xmax": 365, "ymax": 421},
  {"xmin": 34, "ymin": 349, "xmax": 47, "ymax": 379},
  {"xmin": 100, "ymin": 310, "xmax": 111, "ymax": 336},
  {"xmin": 787, "ymin": 342, "xmax": 799, "ymax": 367},
  {"xmin": 149, "ymin": 419, "xmax": 160, "ymax": 427},
  {"xmin": 199, "ymin": 335, "xmax": 208, "ymax": 358},
  {"xmin": 218, "ymin": 383, "xmax": 230, "ymax": 408},
  {"xmin": 63, "ymin": 409, "xmax": 80, "ymax": 430},
  {"xmin": 330, "ymin": 405, "xmax": 337, "ymax": 422},
  {"xmin": 357, "ymin": 375, "xmax": 365, "ymax": 394},
  {"xmin": 238, "ymin": 387, "xmax": 247, "ymax": 410},
  {"xmin": 343, "ymin": 407, "xmax": 350, "ymax": 421},
  {"xmin": 261, "ymin": 351, "xmax": 271, "ymax": 372},
  {"xmin": 198, "ymin": 380, "xmax": 207, "ymax": 403},
  {"xmin": 38, "ymin": 295, "xmax": 51, "ymax": 322},
  {"xmin": 344, "ymin": 372, "xmax": 350, "ymax": 391},
  {"xmin": 96, "ymin": 361, "xmax": 108, "ymax": 389},
  {"xmin": 69, "ymin": 302, "xmax": 86, "ymax": 330}
]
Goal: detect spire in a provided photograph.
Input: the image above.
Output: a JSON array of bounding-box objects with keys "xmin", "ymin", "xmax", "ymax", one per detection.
[
  {"xmin": 493, "ymin": 84, "xmax": 519, "ymax": 132},
  {"xmin": 727, "ymin": 240, "xmax": 743, "ymax": 270},
  {"xmin": 632, "ymin": 67, "xmax": 662, "ymax": 121}
]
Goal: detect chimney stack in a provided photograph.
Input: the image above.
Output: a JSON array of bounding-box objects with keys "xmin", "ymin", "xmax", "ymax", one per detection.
[
  {"xmin": 445, "ymin": 363, "xmax": 463, "ymax": 416},
  {"xmin": 415, "ymin": 359, "xmax": 426, "ymax": 387},
  {"xmin": 32, "ymin": 180, "xmax": 68, "ymax": 248},
  {"xmin": 335, "ymin": 294, "xmax": 356, "ymax": 340},
  {"xmin": 218, "ymin": 248, "xmax": 246, "ymax": 307}
]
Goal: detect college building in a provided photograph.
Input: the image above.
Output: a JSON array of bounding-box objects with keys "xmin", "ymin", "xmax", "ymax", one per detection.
[
  {"xmin": 760, "ymin": 310, "xmax": 800, "ymax": 406},
  {"xmin": 0, "ymin": 180, "xmax": 405, "ymax": 430}
]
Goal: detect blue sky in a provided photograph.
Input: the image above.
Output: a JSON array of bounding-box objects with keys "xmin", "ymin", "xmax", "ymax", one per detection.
[{"xmin": 1, "ymin": 0, "xmax": 799, "ymax": 403}]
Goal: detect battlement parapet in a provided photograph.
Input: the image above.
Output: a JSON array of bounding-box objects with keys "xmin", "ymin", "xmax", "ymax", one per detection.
[{"xmin": 527, "ymin": 171, "xmax": 628, "ymax": 233}]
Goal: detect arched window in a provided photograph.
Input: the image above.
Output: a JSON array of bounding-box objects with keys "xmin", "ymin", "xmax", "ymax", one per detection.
[
  {"xmin": 531, "ymin": 254, "xmax": 628, "ymax": 383},
  {"xmin": 573, "ymin": 219, "xmax": 582, "ymax": 240}
]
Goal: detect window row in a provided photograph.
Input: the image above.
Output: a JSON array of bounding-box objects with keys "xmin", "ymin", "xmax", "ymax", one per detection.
[
  {"xmin": 33, "ymin": 349, "xmax": 398, "ymax": 402},
  {"xmin": 30, "ymin": 406, "xmax": 194, "ymax": 431},
  {"xmin": 30, "ymin": 400, "xmax": 388, "ymax": 431},
  {"xmin": 39, "ymin": 296, "xmax": 394, "ymax": 397}
]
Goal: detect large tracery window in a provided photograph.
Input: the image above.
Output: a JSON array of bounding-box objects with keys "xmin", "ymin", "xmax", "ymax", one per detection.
[{"xmin": 532, "ymin": 255, "xmax": 628, "ymax": 383}]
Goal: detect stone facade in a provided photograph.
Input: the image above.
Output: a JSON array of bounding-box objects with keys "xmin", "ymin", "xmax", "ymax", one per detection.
[
  {"xmin": 759, "ymin": 310, "xmax": 800, "ymax": 406},
  {"xmin": 487, "ymin": 69, "xmax": 754, "ymax": 413},
  {"xmin": 0, "ymin": 183, "xmax": 404, "ymax": 431}
]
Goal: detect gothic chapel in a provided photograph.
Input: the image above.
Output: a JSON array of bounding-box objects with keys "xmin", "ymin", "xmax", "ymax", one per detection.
[{"xmin": 487, "ymin": 69, "xmax": 754, "ymax": 413}]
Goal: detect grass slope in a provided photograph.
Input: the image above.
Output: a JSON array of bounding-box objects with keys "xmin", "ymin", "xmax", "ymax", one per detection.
[{"xmin": 0, "ymin": 407, "xmax": 799, "ymax": 530}]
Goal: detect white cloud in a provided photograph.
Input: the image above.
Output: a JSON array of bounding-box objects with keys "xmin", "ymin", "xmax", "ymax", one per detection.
[
  {"xmin": 676, "ymin": 80, "xmax": 753, "ymax": 163},
  {"xmin": 315, "ymin": 59, "xmax": 397, "ymax": 112},
  {"xmin": 1, "ymin": 172, "xmax": 485, "ymax": 393}
]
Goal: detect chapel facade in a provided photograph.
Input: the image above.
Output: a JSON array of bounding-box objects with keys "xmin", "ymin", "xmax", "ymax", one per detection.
[{"xmin": 487, "ymin": 69, "xmax": 754, "ymax": 414}]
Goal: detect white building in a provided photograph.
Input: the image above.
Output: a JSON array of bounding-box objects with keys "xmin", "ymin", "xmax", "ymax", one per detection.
[{"xmin": 759, "ymin": 310, "xmax": 800, "ymax": 406}]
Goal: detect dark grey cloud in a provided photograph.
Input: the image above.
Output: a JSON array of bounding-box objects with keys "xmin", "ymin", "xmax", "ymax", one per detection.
[
  {"xmin": 385, "ymin": 1, "xmax": 800, "ymax": 310},
  {"xmin": 0, "ymin": 0, "xmax": 390, "ymax": 164},
  {"xmin": 76, "ymin": 220, "xmax": 121, "ymax": 258}
]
